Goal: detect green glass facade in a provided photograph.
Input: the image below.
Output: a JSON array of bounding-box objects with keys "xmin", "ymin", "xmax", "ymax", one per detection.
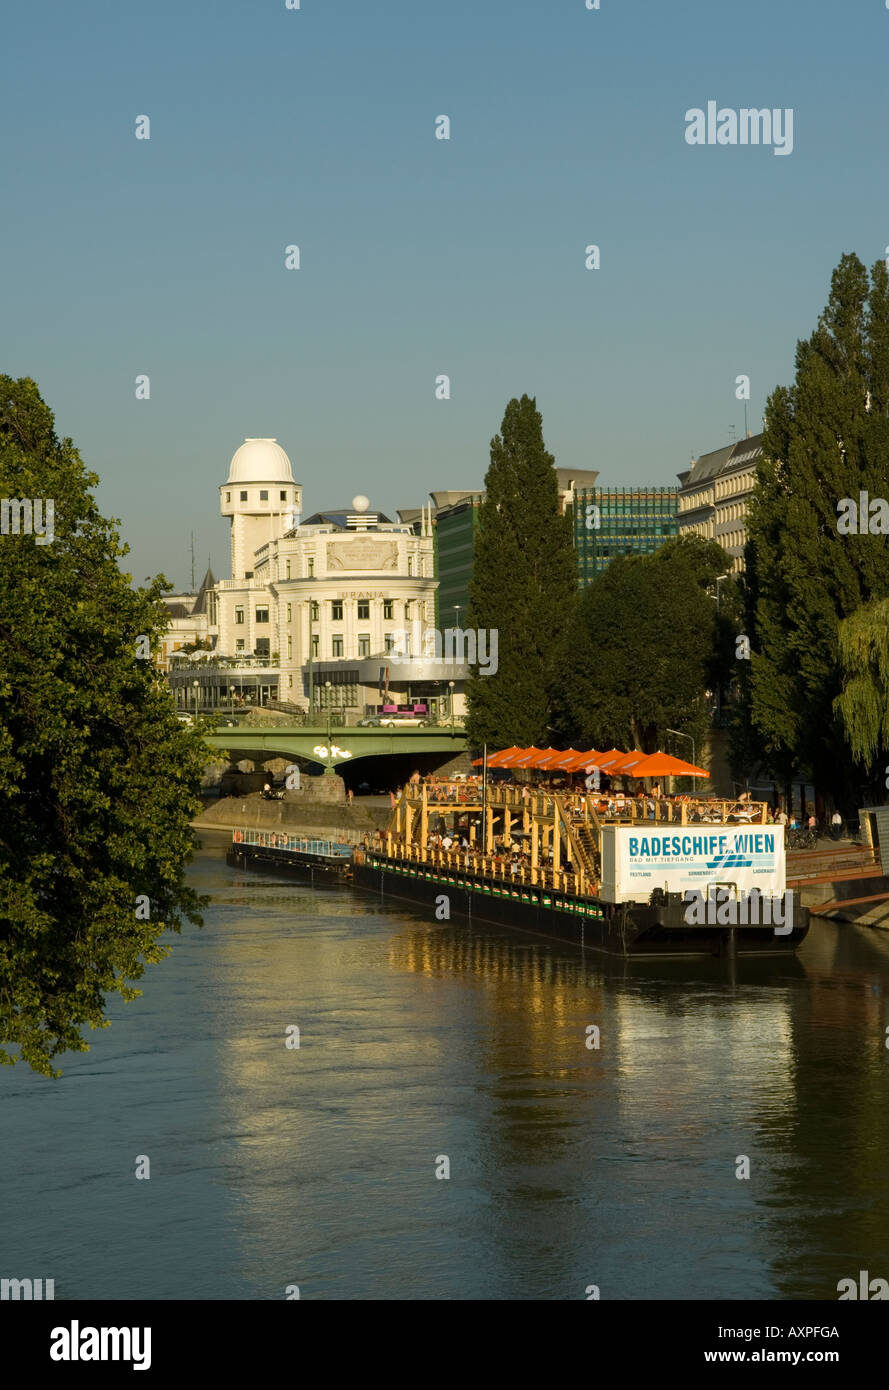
[
  {"xmin": 574, "ymin": 487, "xmax": 679, "ymax": 583},
  {"xmin": 434, "ymin": 497, "xmax": 482, "ymax": 626}
]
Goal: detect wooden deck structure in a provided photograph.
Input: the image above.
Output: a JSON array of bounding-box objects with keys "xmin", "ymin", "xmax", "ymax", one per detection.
[{"xmin": 375, "ymin": 782, "xmax": 772, "ymax": 899}]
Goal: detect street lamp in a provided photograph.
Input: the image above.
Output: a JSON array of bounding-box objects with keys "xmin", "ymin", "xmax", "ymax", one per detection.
[
  {"xmin": 667, "ymin": 728, "xmax": 697, "ymax": 793},
  {"xmin": 307, "ymin": 598, "xmax": 315, "ymax": 720},
  {"xmin": 192, "ymin": 679, "xmax": 200, "ymax": 722},
  {"xmin": 229, "ymin": 684, "xmax": 235, "ymax": 718},
  {"xmin": 325, "ymin": 680, "xmax": 332, "ymax": 747},
  {"xmin": 448, "ymin": 679, "xmax": 455, "ymax": 733},
  {"xmin": 713, "ymin": 572, "xmax": 731, "ymax": 721}
]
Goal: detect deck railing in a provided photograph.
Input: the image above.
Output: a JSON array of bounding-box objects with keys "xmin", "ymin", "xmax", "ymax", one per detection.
[
  {"xmin": 233, "ymin": 829, "xmax": 354, "ymax": 855},
  {"xmin": 409, "ymin": 782, "xmax": 768, "ymax": 825},
  {"xmin": 364, "ymin": 834, "xmax": 590, "ymax": 898}
]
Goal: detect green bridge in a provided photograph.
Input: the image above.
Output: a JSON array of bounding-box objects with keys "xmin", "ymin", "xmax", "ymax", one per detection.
[{"xmin": 203, "ymin": 723, "xmax": 470, "ymax": 772}]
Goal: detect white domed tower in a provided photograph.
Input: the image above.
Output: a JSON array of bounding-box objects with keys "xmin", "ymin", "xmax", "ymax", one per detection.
[{"xmin": 220, "ymin": 439, "xmax": 302, "ymax": 581}]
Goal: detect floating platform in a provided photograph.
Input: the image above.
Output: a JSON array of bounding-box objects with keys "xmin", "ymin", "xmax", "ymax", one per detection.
[
  {"xmin": 226, "ymin": 830, "xmax": 353, "ymax": 881},
  {"xmin": 351, "ymin": 848, "xmax": 809, "ymax": 957}
]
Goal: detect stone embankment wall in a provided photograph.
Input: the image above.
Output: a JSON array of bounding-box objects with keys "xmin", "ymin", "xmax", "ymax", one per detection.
[{"xmin": 193, "ymin": 792, "xmax": 391, "ymax": 840}]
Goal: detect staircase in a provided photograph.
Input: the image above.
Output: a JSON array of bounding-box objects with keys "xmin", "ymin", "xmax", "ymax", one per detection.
[
  {"xmin": 573, "ymin": 822, "xmax": 599, "ymax": 880},
  {"xmin": 557, "ymin": 803, "xmax": 599, "ymax": 885}
]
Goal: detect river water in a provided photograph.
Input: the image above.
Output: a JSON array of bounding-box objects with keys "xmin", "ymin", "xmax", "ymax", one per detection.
[{"xmin": 3, "ymin": 830, "xmax": 888, "ymax": 1301}]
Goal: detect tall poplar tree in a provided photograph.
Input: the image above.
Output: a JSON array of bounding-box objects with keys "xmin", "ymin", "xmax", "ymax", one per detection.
[
  {"xmin": 464, "ymin": 395, "xmax": 577, "ymax": 747},
  {"xmin": 746, "ymin": 254, "xmax": 889, "ymax": 809}
]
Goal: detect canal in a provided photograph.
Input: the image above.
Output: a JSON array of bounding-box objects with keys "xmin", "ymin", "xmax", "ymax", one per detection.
[{"xmin": 2, "ymin": 829, "xmax": 888, "ymax": 1301}]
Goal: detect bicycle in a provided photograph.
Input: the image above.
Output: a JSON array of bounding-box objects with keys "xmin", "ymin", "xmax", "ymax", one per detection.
[{"xmin": 786, "ymin": 827, "xmax": 817, "ymax": 850}]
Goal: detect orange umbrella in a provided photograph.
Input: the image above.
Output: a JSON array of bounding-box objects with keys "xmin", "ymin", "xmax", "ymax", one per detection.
[
  {"xmin": 472, "ymin": 746, "xmax": 526, "ymax": 767},
  {"xmin": 528, "ymin": 748, "xmax": 573, "ymax": 769},
  {"xmin": 514, "ymin": 746, "xmax": 560, "ymax": 768},
  {"xmin": 496, "ymin": 746, "xmax": 542, "ymax": 768},
  {"xmin": 596, "ymin": 750, "xmax": 642, "ymax": 772},
  {"xmin": 562, "ymin": 749, "xmax": 603, "ymax": 771},
  {"xmin": 624, "ymin": 751, "xmax": 709, "ymax": 778},
  {"xmin": 548, "ymin": 748, "xmax": 584, "ymax": 769},
  {"xmin": 593, "ymin": 748, "xmax": 628, "ymax": 766}
]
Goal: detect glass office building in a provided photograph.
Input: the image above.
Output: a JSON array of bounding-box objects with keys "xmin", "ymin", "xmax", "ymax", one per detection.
[{"xmin": 574, "ymin": 487, "xmax": 679, "ymax": 582}]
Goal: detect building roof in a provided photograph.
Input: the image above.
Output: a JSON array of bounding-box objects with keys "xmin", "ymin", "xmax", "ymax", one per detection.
[
  {"xmin": 192, "ymin": 565, "xmax": 217, "ymax": 615},
  {"xmin": 225, "ymin": 438, "xmax": 295, "ymax": 485},
  {"xmin": 725, "ymin": 433, "xmax": 763, "ymax": 470},
  {"xmin": 555, "ymin": 468, "xmax": 600, "ymax": 490},
  {"xmin": 679, "ymin": 433, "xmax": 763, "ymax": 489},
  {"xmin": 300, "ymin": 508, "xmax": 393, "ymax": 528}
]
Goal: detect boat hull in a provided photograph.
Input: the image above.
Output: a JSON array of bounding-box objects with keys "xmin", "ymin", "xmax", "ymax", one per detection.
[
  {"xmin": 351, "ymin": 853, "xmax": 809, "ymax": 957},
  {"xmin": 226, "ymin": 843, "xmax": 351, "ymax": 882}
]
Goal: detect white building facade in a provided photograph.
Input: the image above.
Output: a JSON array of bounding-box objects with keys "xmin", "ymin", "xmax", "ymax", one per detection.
[{"xmin": 213, "ymin": 438, "xmax": 438, "ymax": 711}]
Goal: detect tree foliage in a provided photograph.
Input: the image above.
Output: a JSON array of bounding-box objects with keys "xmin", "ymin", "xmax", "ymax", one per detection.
[
  {"xmin": 0, "ymin": 377, "xmax": 207, "ymax": 1076},
  {"xmin": 746, "ymin": 254, "xmax": 889, "ymax": 807},
  {"xmin": 834, "ymin": 597, "xmax": 889, "ymax": 767},
  {"xmin": 555, "ymin": 535, "xmax": 730, "ymax": 754},
  {"xmin": 465, "ymin": 395, "xmax": 577, "ymax": 746}
]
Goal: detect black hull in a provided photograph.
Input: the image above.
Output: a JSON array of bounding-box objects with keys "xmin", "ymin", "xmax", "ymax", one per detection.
[
  {"xmin": 226, "ymin": 845, "xmax": 351, "ymax": 883},
  {"xmin": 351, "ymin": 854, "xmax": 810, "ymax": 958}
]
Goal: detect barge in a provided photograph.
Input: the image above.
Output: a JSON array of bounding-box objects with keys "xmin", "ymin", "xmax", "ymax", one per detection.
[
  {"xmin": 350, "ymin": 782, "xmax": 809, "ymax": 958},
  {"xmin": 227, "ymin": 830, "xmax": 354, "ymax": 882}
]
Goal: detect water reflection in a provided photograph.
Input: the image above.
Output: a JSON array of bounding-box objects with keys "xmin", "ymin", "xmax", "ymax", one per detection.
[{"xmin": 3, "ymin": 836, "xmax": 888, "ymax": 1301}]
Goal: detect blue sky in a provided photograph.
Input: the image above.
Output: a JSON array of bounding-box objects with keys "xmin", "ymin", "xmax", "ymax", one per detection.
[{"xmin": 4, "ymin": 0, "xmax": 888, "ymax": 588}]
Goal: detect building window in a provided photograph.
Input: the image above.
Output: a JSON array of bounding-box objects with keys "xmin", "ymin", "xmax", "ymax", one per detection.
[
  {"xmin": 358, "ymin": 634, "xmax": 370, "ymax": 658},
  {"xmin": 357, "ymin": 599, "xmax": 370, "ymax": 620},
  {"xmin": 287, "ymin": 635, "xmax": 292, "ymax": 658},
  {"xmin": 287, "ymin": 602, "xmax": 292, "ymax": 622},
  {"xmin": 384, "ymin": 633, "xmax": 394, "ymax": 653},
  {"xmin": 226, "ymin": 492, "xmax": 231, "ymax": 503},
  {"xmin": 236, "ymin": 639, "xmax": 245, "ymax": 651},
  {"xmin": 235, "ymin": 606, "xmax": 244, "ymax": 625},
  {"xmin": 408, "ymin": 556, "xmax": 413, "ymax": 576},
  {"xmin": 311, "ymin": 635, "xmax": 319, "ymax": 658},
  {"xmin": 280, "ymin": 490, "xmax": 287, "ymax": 501},
  {"xmin": 331, "ymin": 600, "xmax": 343, "ymax": 621},
  {"xmin": 289, "ymin": 674, "xmax": 293, "ymax": 688},
  {"xmin": 310, "ymin": 600, "xmax": 319, "ymax": 621},
  {"xmin": 286, "ymin": 560, "xmax": 291, "ymax": 579},
  {"xmin": 260, "ymin": 490, "xmax": 268, "ymax": 501},
  {"xmin": 383, "ymin": 599, "xmax": 393, "ymax": 620},
  {"xmin": 255, "ymin": 607, "xmax": 269, "ymax": 623},
  {"xmin": 404, "ymin": 601, "xmax": 411, "ymax": 619},
  {"xmin": 240, "ymin": 491, "xmax": 248, "ymax": 502},
  {"xmin": 308, "ymin": 557, "xmax": 314, "ymax": 576},
  {"xmin": 332, "ymin": 636, "xmax": 344, "ymax": 658}
]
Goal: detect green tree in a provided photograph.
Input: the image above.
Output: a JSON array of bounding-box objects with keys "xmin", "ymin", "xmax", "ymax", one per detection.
[
  {"xmin": 834, "ymin": 597, "xmax": 889, "ymax": 782},
  {"xmin": 0, "ymin": 377, "xmax": 207, "ymax": 1076},
  {"xmin": 465, "ymin": 395, "xmax": 577, "ymax": 746},
  {"xmin": 746, "ymin": 254, "xmax": 889, "ymax": 810},
  {"xmin": 556, "ymin": 535, "xmax": 730, "ymax": 754}
]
